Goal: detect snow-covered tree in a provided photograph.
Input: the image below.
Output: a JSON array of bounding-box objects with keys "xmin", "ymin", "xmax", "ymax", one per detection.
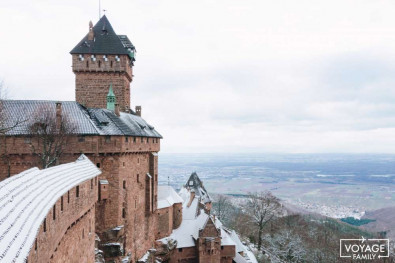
[{"xmin": 246, "ymin": 191, "xmax": 281, "ymax": 251}]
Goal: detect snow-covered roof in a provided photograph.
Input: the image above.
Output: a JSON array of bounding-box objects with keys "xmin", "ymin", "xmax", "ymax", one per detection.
[
  {"xmin": 228, "ymin": 230, "xmax": 258, "ymax": 263},
  {"xmin": 1, "ymin": 100, "xmax": 162, "ymax": 138},
  {"xmin": 157, "ymin": 185, "xmax": 183, "ymax": 209},
  {"xmin": 0, "ymin": 155, "xmax": 101, "ymax": 263},
  {"xmin": 159, "ymin": 210, "xmax": 209, "ymax": 248}
]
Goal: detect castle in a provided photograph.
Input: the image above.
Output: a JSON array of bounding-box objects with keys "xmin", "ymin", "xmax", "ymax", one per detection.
[{"xmin": 0, "ymin": 15, "xmax": 257, "ymax": 263}]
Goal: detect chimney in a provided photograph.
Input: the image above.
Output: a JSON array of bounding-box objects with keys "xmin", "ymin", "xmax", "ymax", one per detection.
[
  {"xmin": 135, "ymin": 106, "xmax": 141, "ymax": 117},
  {"xmin": 88, "ymin": 21, "xmax": 94, "ymax": 41},
  {"xmin": 56, "ymin": 102, "xmax": 62, "ymax": 129},
  {"xmin": 187, "ymin": 189, "xmax": 195, "ymax": 207},
  {"xmin": 115, "ymin": 103, "xmax": 120, "ymax": 117}
]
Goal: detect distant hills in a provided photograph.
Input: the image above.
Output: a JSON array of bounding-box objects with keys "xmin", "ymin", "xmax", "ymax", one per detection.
[{"xmin": 360, "ymin": 206, "xmax": 395, "ymax": 239}]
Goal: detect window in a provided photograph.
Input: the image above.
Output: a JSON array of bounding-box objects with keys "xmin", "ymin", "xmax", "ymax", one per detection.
[
  {"xmin": 61, "ymin": 196, "xmax": 64, "ymax": 212},
  {"xmin": 24, "ymin": 137, "xmax": 31, "ymax": 144},
  {"xmin": 146, "ymin": 138, "xmax": 149, "ymax": 143},
  {"xmin": 76, "ymin": 186, "xmax": 80, "ymax": 198},
  {"xmin": 140, "ymin": 137, "xmax": 143, "ymax": 143},
  {"xmin": 95, "ymin": 177, "xmax": 97, "ymax": 186},
  {"xmin": 125, "ymin": 136, "xmax": 129, "ymax": 142},
  {"xmin": 82, "ymin": 229, "xmax": 84, "ymax": 239},
  {"xmin": 123, "ymin": 162, "xmax": 125, "ymax": 167},
  {"xmin": 122, "ymin": 208, "xmax": 126, "ymax": 218},
  {"xmin": 105, "ymin": 136, "xmax": 111, "ymax": 143},
  {"xmin": 43, "ymin": 218, "xmax": 47, "ymax": 232},
  {"xmin": 98, "ymin": 60, "xmax": 101, "ymax": 68},
  {"xmin": 96, "ymin": 163, "xmax": 100, "ymax": 168},
  {"xmin": 135, "ymin": 199, "xmax": 137, "ymax": 209},
  {"xmin": 86, "ymin": 61, "xmax": 89, "ymax": 68},
  {"xmin": 91, "ymin": 179, "xmax": 93, "ymax": 189},
  {"xmin": 137, "ymin": 158, "xmax": 139, "ymax": 164},
  {"xmin": 123, "ymin": 180, "xmax": 126, "ymax": 189},
  {"xmin": 53, "ymin": 205, "xmax": 56, "ymax": 220},
  {"xmin": 221, "ymin": 246, "xmax": 224, "ymax": 250},
  {"xmin": 67, "ymin": 191, "xmax": 70, "ymax": 203},
  {"xmin": 35, "ymin": 239, "xmax": 37, "ymax": 251},
  {"xmin": 137, "ymin": 174, "xmax": 140, "ymax": 183},
  {"xmin": 133, "ymin": 137, "xmax": 136, "ymax": 143},
  {"xmin": 78, "ymin": 136, "xmax": 85, "ymax": 142},
  {"xmin": 110, "ymin": 61, "xmax": 113, "ymax": 68},
  {"xmin": 178, "ymin": 248, "xmax": 183, "ymax": 252}
]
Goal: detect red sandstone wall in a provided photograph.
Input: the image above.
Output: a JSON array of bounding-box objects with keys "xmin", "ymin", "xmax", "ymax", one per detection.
[
  {"xmin": 118, "ymin": 153, "xmax": 158, "ymax": 261},
  {"xmin": 156, "ymin": 206, "xmax": 173, "ymax": 239},
  {"xmin": 173, "ymin": 203, "xmax": 182, "ymax": 229},
  {"xmin": 72, "ymin": 54, "xmax": 133, "ymax": 111},
  {"xmin": 50, "ymin": 209, "xmax": 95, "ymax": 263},
  {"xmin": 27, "ymin": 178, "xmax": 97, "ymax": 263},
  {"xmin": 169, "ymin": 247, "xmax": 198, "ymax": 263},
  {"xmin": 0, "ymin": 135, "xmax": 160, "ymax": 180},
  {"xmin": 220, "ymin": 246, "xmax": 236, "ymax": 263}
]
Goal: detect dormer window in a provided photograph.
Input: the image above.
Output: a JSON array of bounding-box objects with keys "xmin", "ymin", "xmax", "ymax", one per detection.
[
  {"xmin": 91, "ymin": 55, "xmax": 96, "ymax": 61},
  {"xmin": 115, "ymin": 55, "xmax": 120, "ymax": 62},
  {"xmin": 78, "ymin": 54, "xmax": 84, "ymax": 61},
  {"xmin": 103, "ymin": 55, "xmax": 108, "ymax": 61}
]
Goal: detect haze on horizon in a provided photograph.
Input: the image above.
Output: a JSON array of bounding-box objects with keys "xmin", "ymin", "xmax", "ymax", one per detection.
[{"xmin": 2, "ymin": 0, "xmax": 395, "ymax": 153}]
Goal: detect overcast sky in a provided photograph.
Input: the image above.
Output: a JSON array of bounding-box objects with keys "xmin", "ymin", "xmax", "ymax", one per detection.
[{"xmin": 2, "ymin": 0, "xmax": 395, "ymax": 153}]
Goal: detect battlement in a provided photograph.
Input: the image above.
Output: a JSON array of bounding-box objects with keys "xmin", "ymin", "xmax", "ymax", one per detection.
[{"xmin": 72, "ymin": 54, "xmax": 133, "ymax": 81}]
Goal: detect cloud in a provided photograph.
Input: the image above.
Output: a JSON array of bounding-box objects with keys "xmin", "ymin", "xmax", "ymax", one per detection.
[{"xmin": 2, "ymin": 0, "xmax": 395, "ymax": 153}]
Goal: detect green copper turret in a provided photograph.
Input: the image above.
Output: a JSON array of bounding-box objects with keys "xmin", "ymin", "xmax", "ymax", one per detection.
[{"xmin": 106, "ymin": 84, "xmax": 116, "ymax": 111}]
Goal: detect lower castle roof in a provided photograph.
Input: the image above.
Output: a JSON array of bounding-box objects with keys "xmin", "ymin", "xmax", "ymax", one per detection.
[{"xmin": 1, "ymin": 100, "xmax": 162, "ymax": 138}]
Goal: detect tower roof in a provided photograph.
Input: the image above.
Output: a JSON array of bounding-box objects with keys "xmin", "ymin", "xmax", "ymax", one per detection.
[
  {"xmin": 185, "ymin": 172, "xmax": 211, "ymax": 203},
  {"xmin": 70, "ymin": 15, "xmax": 135, "ymax": 55}
]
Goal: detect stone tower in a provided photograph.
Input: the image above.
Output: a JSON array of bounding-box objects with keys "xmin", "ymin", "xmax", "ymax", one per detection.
[{"xmin": 70, "ymin": 15, "xmax": 136, "ymax": 111}]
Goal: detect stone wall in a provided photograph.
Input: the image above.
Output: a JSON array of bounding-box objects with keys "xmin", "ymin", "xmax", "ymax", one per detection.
[
  {"xmin": 0, "ymin": 135, "xmax": 160, "ymax": 180},
  {"xmin": 1, "ymin": 134, "xmax": 161, "ymax": 262},
  {"xmin": 27, "ymin": 178, "xmax": 97, "ymax": 263},
  {"xmin": 169, "ymin": 247, "xmax": 198, "ymax": 263},
  {"xmin": 72, "ymin": 54, "xmax": 133, "ymax": 111},
  {"xmin": 156, "ymin": 206, "xmax": 172, "ymax": 239}
]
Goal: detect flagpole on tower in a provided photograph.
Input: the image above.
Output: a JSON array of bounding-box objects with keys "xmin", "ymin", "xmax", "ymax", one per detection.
[{"xmin": 99, "ymin": 0, "xmax": 101, "ymax": 18}]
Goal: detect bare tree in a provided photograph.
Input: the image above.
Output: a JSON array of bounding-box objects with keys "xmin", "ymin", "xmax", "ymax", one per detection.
[
  {"xmin": 212, "ymin": 194, "xmax": 232, "ymax": 220},
  {"xmin": 0, "ymin": 81, "xmax": 26, "ymax": 178},
  {"xmin": 246, "ymin": 191, "xmax": 281, "ymax": 251},
  {"xmin": 263, "ymin": 229, "xmax": 306, "ymax": 263},
  {"xmin": 28, "ymin": 104, "xmax": 76, "ymax": 168},
  {"xmin": 0, "ymin": 80, "xmax": 23, "ymax": 135}
]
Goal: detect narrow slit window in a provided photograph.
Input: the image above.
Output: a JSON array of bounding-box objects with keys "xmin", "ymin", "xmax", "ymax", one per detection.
[
  {"xmin": 61, "ymin": 196, "xmax": 64, "ymax": 212},
  {"xmin": 76, "ymin": 186, "xmax": 80, "ymax": 198},
  {"xmin": 53, "ymin": 205, "xmax": 56, "ymax": 220}
]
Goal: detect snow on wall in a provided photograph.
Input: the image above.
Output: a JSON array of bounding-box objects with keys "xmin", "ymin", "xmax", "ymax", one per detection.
[{"xmin": 0, "ymin": 155, "xmax": 101, "ymax": 263}]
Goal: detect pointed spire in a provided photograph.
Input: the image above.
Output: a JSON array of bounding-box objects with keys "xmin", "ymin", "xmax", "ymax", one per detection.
[{"xmin": 106, "ymin": 84, "xmax": 116, "ymax": 110}]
